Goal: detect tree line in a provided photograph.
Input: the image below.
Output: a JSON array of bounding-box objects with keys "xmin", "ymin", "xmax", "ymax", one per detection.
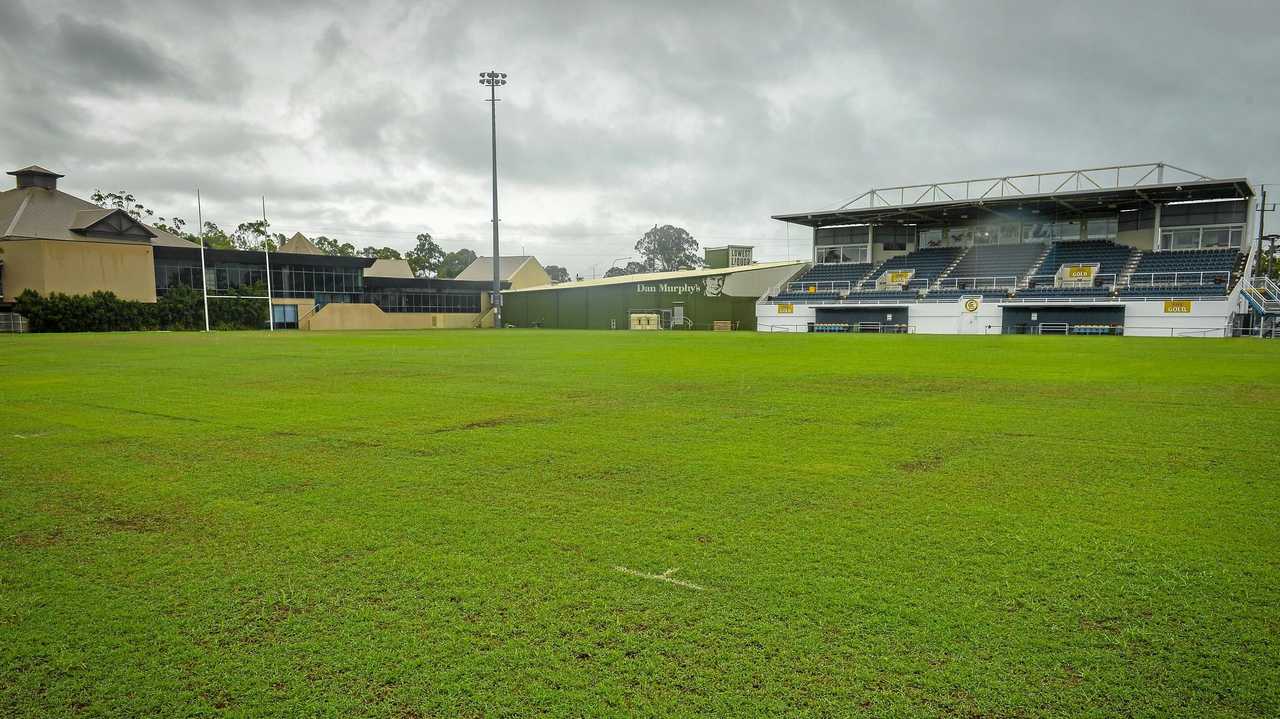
[
  {"xmin": 91, "ymin": 190, "xmax": 477, "ymax": 278},
  {"xmin": 91, "ymin": 191, "xmax": 705, "ymax": 284}
]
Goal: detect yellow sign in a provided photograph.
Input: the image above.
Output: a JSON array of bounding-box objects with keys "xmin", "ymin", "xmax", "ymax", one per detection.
[
  {"xmin": 886, "ymin": 270, "xmax": 913, "ymax": 285},
  {"xmin": 962, "ymin": 297, "xmax": 981, "ymax": 313},
  {"xmin": 1163, "ymin": 300, "xmax": 1192, "ymax": 314},
  {"xmin": 806, "ymin": 285, "xmax": 817, "ymax": 293},
  {"xmin": 778, "ymin": 303, "xmax": 794, "ymax": 314},
  {"xmin": 1064, "ymin": 265, "xmax": 1096, "ymax": 280}
]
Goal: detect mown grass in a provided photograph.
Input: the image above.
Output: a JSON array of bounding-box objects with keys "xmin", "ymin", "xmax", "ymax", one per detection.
[{"xmin": 1, "ymin": 329, "xmax": 1278, "ymax": 718}]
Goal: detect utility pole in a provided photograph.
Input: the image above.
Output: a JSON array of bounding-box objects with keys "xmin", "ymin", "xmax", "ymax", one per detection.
[{"xmin": 480, "ymin": 70, "xmax": 508, "ymax": 328}]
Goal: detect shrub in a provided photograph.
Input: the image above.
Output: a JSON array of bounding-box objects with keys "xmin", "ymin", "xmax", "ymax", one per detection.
[{"xmin": 13, "ymin": 285, "xmax": 268, "ymax": 333}]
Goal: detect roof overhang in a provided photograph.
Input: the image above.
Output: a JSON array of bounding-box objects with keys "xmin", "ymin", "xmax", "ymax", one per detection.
[
  {"xmin": 773, "ymin": 178, "xmax": 1254, "ymax": 229},
  {"xmin": 154, "ymin": 245, "xmax": 375, "ymax": 268}
]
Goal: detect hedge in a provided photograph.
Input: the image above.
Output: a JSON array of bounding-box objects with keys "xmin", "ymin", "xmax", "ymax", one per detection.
[{"xmin": 13, "ymin": 285, "xmax": 270, "ymax": 332}]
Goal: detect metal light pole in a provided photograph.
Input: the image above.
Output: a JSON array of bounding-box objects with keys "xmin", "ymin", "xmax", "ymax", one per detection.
[{"xmin": 480, "ymin": 70, "xmax": 507, "ymax": 328}]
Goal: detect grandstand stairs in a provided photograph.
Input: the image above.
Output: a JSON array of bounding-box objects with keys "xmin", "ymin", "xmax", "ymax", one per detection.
[
  {"xmin": 1021, "ymin": 244, "xmax": 1053, "ymax": 286},
  {"xmin": 1116, "ymin": 247, "xmax": 1143, "ymax": 287},
  {"xmin": 1240, "ymin": 276, "xmax": 1280, "ymax": 337},
  {"xmin": 930, "ymin": 247, "xmax": 971, "ymax": 289}
]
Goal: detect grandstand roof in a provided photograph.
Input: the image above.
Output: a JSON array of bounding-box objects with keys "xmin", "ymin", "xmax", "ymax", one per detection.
[{"xmin": 774, "ymin": 163, "xmax": 1253, "ymax": 228}]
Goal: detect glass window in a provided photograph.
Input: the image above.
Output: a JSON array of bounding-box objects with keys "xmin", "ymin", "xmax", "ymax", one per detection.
[
  {"xmin": 919, "ymin": 228, "xmax": 943, "ymax": 248},
  {"xmin": 1086, "ymin": 217, "xmax": 1117, "ymax": 242},
  {"xmin": 947, "ymin": 228, "xmax": 972, "ymax": 246},
  {"xmin": 1200, "ymin": 228, "xmax": 1231, "ymax": 248},
  {"xmin": 971, "ymin": 226, "xmax": 997, "ymax": 245},
  {"xmin": 1051, "ymin": 221, "xmax": 1081, "ymax": 242}
]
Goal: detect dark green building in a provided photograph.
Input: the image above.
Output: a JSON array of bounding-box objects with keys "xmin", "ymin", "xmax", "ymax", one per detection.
[{"xmin": 500, "ymin": 260, "xmax": 804, "ymax": 330}]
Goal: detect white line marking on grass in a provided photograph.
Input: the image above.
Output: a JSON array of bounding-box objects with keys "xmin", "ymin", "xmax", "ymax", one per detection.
[{"xmin": 614, "ymin": 566, "xmax": 708, "ymax": 591}]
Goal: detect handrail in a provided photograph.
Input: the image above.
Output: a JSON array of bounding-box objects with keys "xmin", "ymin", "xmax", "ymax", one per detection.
[
  {"xmin": 1126, "ymin": 271, "xmax": 1230, "ymax": 287},
  {"xmin": 787, "ymin": 280, "xmax": 851, "ymax": 293},
  {"xmin": 1023, "ymin": 272, "xmax": 1118, "ymax": 288},
  {"xmin": 934, "ymin": 275, "xmax": 1019, "ymax": 290}
]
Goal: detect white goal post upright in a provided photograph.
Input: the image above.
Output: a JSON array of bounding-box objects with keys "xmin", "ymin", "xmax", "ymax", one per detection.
[
  {"xmin": 193, "ymin": 190, "xmax": 274, "ymax": 332},
  {"xmin": 261, "ymin": 196, "xmax": 274, "ymax": 332},
  {"xmin": 197, "ymin": 189, "xmax": 210, "ymax": 332}
]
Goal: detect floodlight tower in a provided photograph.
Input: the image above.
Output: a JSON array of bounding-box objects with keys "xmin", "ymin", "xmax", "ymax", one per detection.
[{"xmin": 480, "ymin": 70, "xmax": 507, "ymax": 328}]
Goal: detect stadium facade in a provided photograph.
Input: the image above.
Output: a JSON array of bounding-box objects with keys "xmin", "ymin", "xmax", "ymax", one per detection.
[
  {"xmin": 760, "ymin": 162, "xmax": 1275, "ymax": 337},
  {"xmin": 0, "ymin": 165, "xmax": 512, "ymax": 330}
]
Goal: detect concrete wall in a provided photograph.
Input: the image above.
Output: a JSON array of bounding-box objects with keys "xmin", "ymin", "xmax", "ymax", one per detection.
[
  {"xmin": 1, "ymin": 238, "xmax": 156, "ymax": 302},
  {"xmin": 305, "ymin": 303, "xmax": 482, "ymax": 331},
  {"xmin": 757, "ymin": 296, "xmax": 1235, "ymax": 338},
  {"xmin": 1115, "ymin": 227, "xmax": 1156, "ymax": 252},
  {"xmin": 910, "ymin": 299, "xmax": 1004, "ymax": 335},
  {"xmin": 1121, "ymin": 297, "xmax": 1234, "ymax": 337}
]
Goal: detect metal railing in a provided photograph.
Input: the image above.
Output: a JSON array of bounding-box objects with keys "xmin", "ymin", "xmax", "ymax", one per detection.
[
  {"xmin": 1240, "ymin": 276, "xmax": 1280, "ymax": 313},
  {"xmin": 1126, "ymin": 271, "xmax": 1230, "ymax": 287},
  {"xmin": 0, "ymin": 312, "xmax": 28, "ymax": 333},
  {"xmin": 1022, "ymin": 272, "xmax": 1117, "ymax": 289},
  {"xmin": 836, "ymin": 162, "xmax": 1213, "ymax": 210},
  {"xmin": 933, "ymin": 275, "xmax": 1019, "ymax": 290},
  {"xmin": 785, "ymin": 280, "xmax": 851, "ymax": 293}
]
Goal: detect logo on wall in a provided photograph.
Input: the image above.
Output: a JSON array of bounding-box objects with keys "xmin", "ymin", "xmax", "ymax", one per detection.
[
  {"xmin": 961, "ymin": 296, "xmax": 982, "ymax": 313},
  {"xmin": 704, "ymin": 275, "xmax": 726, "ymax": 297},
  {"xmin": 1163, "ymin": 300, "xmax": 1192, "ymax": 314}
]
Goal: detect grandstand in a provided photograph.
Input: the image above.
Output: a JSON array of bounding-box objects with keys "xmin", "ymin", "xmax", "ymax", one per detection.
[
  {"xmin": 762, "ymin": 162, "xmax": 1266, "ymax": 336},
  {"xmin": 1118, "ymin": 248, "xmax": 1242, "ymax": 297}
]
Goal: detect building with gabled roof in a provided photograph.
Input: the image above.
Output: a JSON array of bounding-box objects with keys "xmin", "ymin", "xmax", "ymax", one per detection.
[
  {"xmin": 0, "ymin": 165, "xmax": 199, "ymax": 302},
  {"xmin": 456, "ymin": 255, "xmax": 550, "ymax": 289},
  {"xmin": 0, "ymin": 164, "xmax": 500, "ymax": 331}
]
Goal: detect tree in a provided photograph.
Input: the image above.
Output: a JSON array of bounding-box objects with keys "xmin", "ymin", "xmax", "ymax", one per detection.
[
  {"xmin": 406, "ymin": 232, "xmax": 445, "ymax": 277},
  {"xmin": 313, "ymin": 236, "xmax": 356, "ymax": 256},
  {"xmin": 198, "ymin": 221, "xmax": 234, "ymax": 249},
  {"xmin": 91, "ymin": 189, "xmax": 187, "ymax": 239},
  {"xmin": 634, "ymin": 224, "xmax": 702, "ymax": 272},
  {"xmin": 231, "ymin": 220, "xmax": 278, "ymax": 252},
  {"xmin": 544, "ymin": 264, "xmax": 571, "ymax": 283},
  {"xmin": 604, "ymin": 261, "xmax": 648, "ymax": 278},
  {"xmin": 438, "ymin": 248, "xmax": 478, "ymax": 278},
  {"xmin": 360, "ymin": 246, "xmax": 403, "ymax": 260}
]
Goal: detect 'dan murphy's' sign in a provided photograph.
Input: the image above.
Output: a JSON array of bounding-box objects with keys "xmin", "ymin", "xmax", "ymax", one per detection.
[{"xmin": 634, "ymin": 276, "xmax": 726, "ymax": 297}]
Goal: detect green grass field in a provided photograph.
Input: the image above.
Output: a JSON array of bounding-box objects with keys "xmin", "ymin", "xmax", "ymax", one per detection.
[{"xmin": 2, "ymin": 330, "xmax": 1279, "ymax": 717}]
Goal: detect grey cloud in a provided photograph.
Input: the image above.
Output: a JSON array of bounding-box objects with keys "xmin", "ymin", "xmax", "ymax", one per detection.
[
  {"xmin": 4, "ymin": 0, "xmax": 1280, "ymax": 275},
  {"xmin": 315, "ymin": 22, "xmax": 349, "ymax": 66},
  {"xmin": 52, "ymin": 14, "xmax": 187, "ymax": 95}
]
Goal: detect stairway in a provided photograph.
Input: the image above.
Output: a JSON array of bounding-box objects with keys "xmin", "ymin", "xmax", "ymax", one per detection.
[
  {"xmin": 1240, "ymin": 276, "xmax": 1280, "ymax": 337},
  {"xmin": 1021, "ymin": 243, "xmax": 1053, "ymax": 286},
  {"xmin": 931, "ymin": 246, "xmax": 971, "ymax": 289},
  {"xmin": 1116, "ymin": 247, "xmax": 1143, "ymax": 287}
]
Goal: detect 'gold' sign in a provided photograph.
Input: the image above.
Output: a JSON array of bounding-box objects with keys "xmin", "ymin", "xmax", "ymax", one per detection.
[
  {"xmin": 1065, "ymin": 265, "xmax": 1096, "ymax": 280},
  {"xmin": 886, "ymin": 270, "xmax": 913, "ymax": 285},
  {"xmin": 778, "ymin": 303, "xmax": 795, "ymax": 314},
  {"xmin": 1163, "ymin": 300, "xmax": 1192, "ymax": 314}
]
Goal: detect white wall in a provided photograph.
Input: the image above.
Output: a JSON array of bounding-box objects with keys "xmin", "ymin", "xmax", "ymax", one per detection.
[
  {"xmin": 755, "ymin": 295, "xmax": 1237, "ymax": 338},
  {"xmin": 756, "ymin": 301, "xmax": 817, "ymax": 332},
  {"xmin": 1121, "ymin": 298, "xmax": 1234, "ymax": 337},
  {"xmin": 910, "ymin": 299, "xmax": 1004, "ymax": 335}
]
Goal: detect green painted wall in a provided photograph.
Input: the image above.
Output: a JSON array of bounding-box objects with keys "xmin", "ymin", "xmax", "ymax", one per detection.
[
  {"xmin": 503, "ymin": 275, "xmax": 761, "ymax": 330},
  {"xmin": 704, "ymin": 248, "xmax": 729, "ymax": 269}
]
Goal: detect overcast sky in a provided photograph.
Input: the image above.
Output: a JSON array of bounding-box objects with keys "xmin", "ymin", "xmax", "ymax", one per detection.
[{"xmin": 3, "ymin": 0, "xmax": 1278, "ymax": 275}]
